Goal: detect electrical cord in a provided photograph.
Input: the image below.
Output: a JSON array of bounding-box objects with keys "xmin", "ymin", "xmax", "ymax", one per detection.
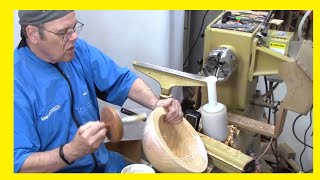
[
  {"xmin": 263, "ymin": 76, "xmax": 279, "ymax": 124},
  {"xmin": 292, "ymin": 113, "xmax": 313, "ymax": 149},
  {"xmin": 263, "ymin": 76, "xmax": 272, "ymax": 124},
  {"xmin": 269, "ymin": 81, "xmax": 274, "ymax": 124},
  {"xmin": 299, "ymin": 106, "xmax": 313, "ymax": 172},
  {"xmin": 257, "ymin": 137, "xmax": 274, "ymax": 160},
  {"xmin": 183, "ymin": 10, "xmax": 209, "ymax": 66}
]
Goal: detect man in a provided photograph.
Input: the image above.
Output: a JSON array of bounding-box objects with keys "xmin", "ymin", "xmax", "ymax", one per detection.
[{"xmin": 14, "ymin": 10, "xmax": 183, "ymax": 173}]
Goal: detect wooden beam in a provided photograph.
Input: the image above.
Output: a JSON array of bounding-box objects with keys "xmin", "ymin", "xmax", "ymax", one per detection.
[{"xmin": 227, "ymin": 112, "xmax": 275, "ymax": 137}]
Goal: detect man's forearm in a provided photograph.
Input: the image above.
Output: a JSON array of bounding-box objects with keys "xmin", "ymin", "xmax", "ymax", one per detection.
[
  {"xmin": 19, "ymin": 144, "xmax": 77, "ymax": 173},
  {"xmin": 128, "ymin": 78, "xmax": 159, "ymax": 110},
  {"xmin": 20, "ymin": 148, "xmax": 65, "ymax": 172}
]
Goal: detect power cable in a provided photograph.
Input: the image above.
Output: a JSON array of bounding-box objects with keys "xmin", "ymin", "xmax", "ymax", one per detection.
[
  {"xmin": 183, "ymin": 10, "xmax": 209, "ymax": 66},
  {"xmin": 257, "ymin": 137, "xmax": 274, "ymax": 160},
  {"xmin": 299, "ymin": 106, "xmax": 313, "ymax": 172},
  {"xmin": 292, "ymin": 114, "xmax": 313, "ymax": 149}
]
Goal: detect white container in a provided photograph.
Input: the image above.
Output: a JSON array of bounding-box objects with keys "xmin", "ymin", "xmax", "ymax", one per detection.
[
  {"xmin": 200, "ymin": 76, "xmax": 228, "ymax": 142},
  {"xmin": 200, "ymin": 104, "xmax": 228, "ymax": 142},
  {"xmin": 121, "ymin": 164, "xmax": 155, "ymax": 173}
]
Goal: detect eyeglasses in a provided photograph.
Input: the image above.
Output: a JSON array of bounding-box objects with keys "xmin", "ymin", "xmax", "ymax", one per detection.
[{"xmin": 40, "ymin": 21, "xmax": 84, "ymax": 42}]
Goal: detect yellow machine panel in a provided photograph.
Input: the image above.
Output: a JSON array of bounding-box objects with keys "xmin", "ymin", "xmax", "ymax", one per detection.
[{"xmin": 202, "ymin": 13, "xmax": 261, "ymax": 114}]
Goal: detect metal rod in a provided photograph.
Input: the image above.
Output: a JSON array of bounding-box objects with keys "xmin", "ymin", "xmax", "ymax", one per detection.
[{"xmin": 121, "ymin": 108, "xmax": 138, "ymax": 116}]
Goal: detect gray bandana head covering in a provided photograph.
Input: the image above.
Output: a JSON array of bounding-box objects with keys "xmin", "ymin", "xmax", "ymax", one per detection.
[{"xmin": 18, "ymin": 10, "xmax": 74, "ymax": 25}]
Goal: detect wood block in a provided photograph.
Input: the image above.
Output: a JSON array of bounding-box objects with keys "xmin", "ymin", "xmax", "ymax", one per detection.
[
  {"xmin": 278, "ymin": 143, "xmax": 296, "ymax": 160},
  {"xmin": 279, "ymin": 158, "xmax": 289, "ymax": 169},
  {"xmin": 227, "ymin": 112, "xmax": 275, "ymax": 137},
  {"xmin": 263, "ymin": 154, "xmax": 278, "ymax": 164},
  {"xmin": 105, "ymin": 140, "xmax": 142, "ymax": 163}
]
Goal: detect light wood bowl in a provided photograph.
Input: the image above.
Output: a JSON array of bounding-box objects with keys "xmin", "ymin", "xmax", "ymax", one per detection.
[{"xmin": 142, "ymin": 107, "xmax": 208, "ymax": 172}]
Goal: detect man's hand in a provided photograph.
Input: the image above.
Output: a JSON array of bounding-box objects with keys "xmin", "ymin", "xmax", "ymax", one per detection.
[
  {"xmin": 128, "ymin": 78, "xmax": 183, "ymax": 124},
  {"xmin": 154, "ymin": 98, "xmax": 183, "ymax": 125},
  {"xmin": 64, "ymin": 121, "xmax": 107, "ymax": 162}
]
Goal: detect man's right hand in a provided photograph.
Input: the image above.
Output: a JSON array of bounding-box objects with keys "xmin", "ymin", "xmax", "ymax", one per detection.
[{"xmin": 64, "ymin": 121, "xmax": 107, "ymax": 162}]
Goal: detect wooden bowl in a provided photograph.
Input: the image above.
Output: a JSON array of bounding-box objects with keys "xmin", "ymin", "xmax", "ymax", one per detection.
[
  {"xmin": 142, "ymin": 107, "xmax": 208, "ymax": 172},
  {"xmin": 100, "ymin": 106, "xmax": 123, "ymax": 143}
]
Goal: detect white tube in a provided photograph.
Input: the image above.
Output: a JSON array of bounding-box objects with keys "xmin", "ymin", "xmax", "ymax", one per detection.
[
  {"xmin": 205, "ymin": 76, "xmax": 218, "ymax": 107},
  {"xmin": 203, "ymin": 76, "xmax": 224, "ymax": 113}
]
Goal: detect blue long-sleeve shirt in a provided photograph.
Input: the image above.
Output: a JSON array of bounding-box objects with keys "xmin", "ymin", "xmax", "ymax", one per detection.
[{"xmin": 14, "ymin": 39, "xmax": 137, "ymax": 172}]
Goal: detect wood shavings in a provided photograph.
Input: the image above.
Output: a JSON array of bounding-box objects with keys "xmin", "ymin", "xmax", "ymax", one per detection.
[{"xmin": 223, "ymin": 125, "xmax": 240, "ymax": 147}]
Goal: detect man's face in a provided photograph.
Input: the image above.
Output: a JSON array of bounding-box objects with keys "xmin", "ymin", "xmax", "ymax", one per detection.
[{"xmin": 36, "ymin": 12, "xmax": 78, "ymax": 63}]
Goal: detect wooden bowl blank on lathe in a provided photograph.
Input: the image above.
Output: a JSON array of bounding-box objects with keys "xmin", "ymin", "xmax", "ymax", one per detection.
[{"xmin": 142, "ymin": 107, "xmax": 208, "ymax": 172}]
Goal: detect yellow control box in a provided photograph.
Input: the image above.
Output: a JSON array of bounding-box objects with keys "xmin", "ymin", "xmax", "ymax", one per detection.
[{"xmin": 267, "ymin": 30, "xmax": 294, "ymax": 55}]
